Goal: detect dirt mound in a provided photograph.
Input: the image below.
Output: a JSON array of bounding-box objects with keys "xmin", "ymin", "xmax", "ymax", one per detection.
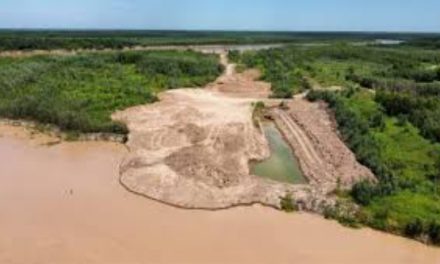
[
  {"xmin": 272, "ymin": 95, "xmax": 375, "ymax": 191},
  {"xmin": 112, "ymin": 51, "xmax": 373, "ymax": 211},
  {"xmin": 113, "ymin": 89, "xmax": 321, "ymax": 209},
  {"xmin": 113, "ymin": 89, "xmax": 331, "ymax": 210}
]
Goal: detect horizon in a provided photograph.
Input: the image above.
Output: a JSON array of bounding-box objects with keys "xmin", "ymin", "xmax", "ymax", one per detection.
[
  {"xmin": 1, "ymin": 0, "xmax": 439, "ymax": 33},
  {"xmin": 1, "ymin": 29, "xmax": 440, "ymax": 35}
]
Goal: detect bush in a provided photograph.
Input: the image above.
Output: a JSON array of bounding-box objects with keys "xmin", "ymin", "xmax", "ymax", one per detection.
[
  {"xmin": 428, "ymin": 221, "xmax": 440, "ymax": 245},
  {"xmin": 228, "ymin": 50, "xmax": 240, "ymax": 62},
  {"xmin": 404, "ymin": 218, "xmax": 424, "ymax": 238},
  {"xmin": 351, "ymin": 181, "xmax": 377, "ymax": 206},
  {"xmin": 280, "ymin": 194, "xmax": 297, "ymax": 212}
]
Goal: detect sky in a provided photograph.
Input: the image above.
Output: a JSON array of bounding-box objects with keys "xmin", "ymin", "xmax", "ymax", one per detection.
[{"xmin": 0, "ymin": 0, "xmax": 439, "ymax": 32}]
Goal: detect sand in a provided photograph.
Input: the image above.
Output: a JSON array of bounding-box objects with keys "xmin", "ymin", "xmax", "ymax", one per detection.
[
  {"xmin": 111, "ymin": 51, "xmax": 371, "ymax": 211},
  {"xmin": 1, "ymin": 125, "xmax": 440, "ymax": 264}
]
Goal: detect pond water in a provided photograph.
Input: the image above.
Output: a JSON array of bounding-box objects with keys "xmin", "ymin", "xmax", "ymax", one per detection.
[{"xmin": 252, "ymin": 122, "xmax": 306, "ymax": 184}]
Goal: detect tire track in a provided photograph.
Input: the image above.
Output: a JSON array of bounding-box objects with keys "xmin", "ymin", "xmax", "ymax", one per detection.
[{"xmin": 274, "ymin": 109, "xmax": 323, "ymax": 167}]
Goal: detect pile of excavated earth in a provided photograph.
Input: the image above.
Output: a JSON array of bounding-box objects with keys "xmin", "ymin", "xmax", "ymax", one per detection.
[
  {"xmin": 271, "ymin": 96, "xmax": 375, "ymax": 192},
  {"xmin": 113, "ymin": 49, "xmax": 375, "ymax": 212}
]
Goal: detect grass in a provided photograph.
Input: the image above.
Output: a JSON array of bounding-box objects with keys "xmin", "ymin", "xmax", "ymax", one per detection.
[
  {"xmin": 373, "ymin": 119, "xmax": 438, "ymax": 181},
  {"xmin": 365, "ymin": 191, "xmax": 440, "ymax": 232},
  {"xmin": 305, "ymin": 60, "xmax": 381, "ymax": 87},
  {"xmin": 363, "ymin": 116, "xmax": 440, "ymax": 232}
]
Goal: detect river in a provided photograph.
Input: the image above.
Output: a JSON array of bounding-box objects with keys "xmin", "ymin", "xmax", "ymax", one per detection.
[{"xmin": 1, "ymin": 125, "xmax": 439, "ymax": 264}]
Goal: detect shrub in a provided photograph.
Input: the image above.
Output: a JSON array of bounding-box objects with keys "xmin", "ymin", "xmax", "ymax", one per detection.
[
  {"xmin": 428, "ymin": 221, "xmax": 440, "ymax": 245},
  {"xmin": 351, "ymin": 181, "xmax": 377, "ymax": 206},
  {"xmin": 280, "ymin": 194, "xmax": 297, "ymax": 212},
  {"xmin": 404, "ymin": 218, "xmax": 425, "ymax": 238},
  {"xmin": 0, "ymin": 50, "xmax": 221, "ymax": 135}
]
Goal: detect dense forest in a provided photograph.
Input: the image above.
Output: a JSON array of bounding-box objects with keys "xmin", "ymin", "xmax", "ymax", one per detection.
[
  {"xmin": 0, "ymin": 50, "xmax": 222, "ymax": 134},
  {"xmin": 1, "ymin": 30, "xmax": 439, "ymax": 51},
  {"xmin": 234, "ymin": 43, "xmax": 440, "ymax": 244}
]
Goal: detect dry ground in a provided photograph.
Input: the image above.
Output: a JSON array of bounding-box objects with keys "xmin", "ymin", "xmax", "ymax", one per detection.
[
  {"xmin": 271, "ymin": 96, "xmax": 374, "ymax": 191},
  {"xmin": 113, "ymin": 88, "xmax": 326, "ymax": 210},
  {"xmin": 112, "ymin": 51, "xmax": 373, "ymax": 211}
]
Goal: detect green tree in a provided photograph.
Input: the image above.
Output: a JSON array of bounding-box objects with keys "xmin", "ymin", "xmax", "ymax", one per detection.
[{"xmin": 351, "ymin": 180, "xmax": 377, "ymax": 206}]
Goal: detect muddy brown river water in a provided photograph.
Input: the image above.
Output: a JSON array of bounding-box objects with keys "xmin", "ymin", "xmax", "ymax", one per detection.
[{"xmin": 1, "ymin": 125, "xmax": 440, "ymax": 264}]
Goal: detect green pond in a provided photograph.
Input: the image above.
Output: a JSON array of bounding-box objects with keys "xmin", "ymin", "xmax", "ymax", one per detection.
[{"xmin": 252, "ymin": 122, "xmax": 306, "ymax": 184}]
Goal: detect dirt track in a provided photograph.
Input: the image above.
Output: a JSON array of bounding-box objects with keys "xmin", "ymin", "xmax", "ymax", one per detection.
[
  {"xmin": 272, "ymin": 97, "xmax": 374, "ymax": 191},
  {"xmin": 112, "ymin": 50, "xmax": 374, "ymax": 211}
]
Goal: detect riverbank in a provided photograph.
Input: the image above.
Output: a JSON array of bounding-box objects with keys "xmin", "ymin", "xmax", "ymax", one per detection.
[
  {"xmin": 0, "ymin": 118, "xmax": 127, "ymax": 143},
  {"xmin": 1, "ymin": 125, "xmax": 439, "ymax": 263}
]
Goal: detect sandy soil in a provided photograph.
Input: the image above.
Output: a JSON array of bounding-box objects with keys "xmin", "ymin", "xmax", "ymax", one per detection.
[
  {"xmin": 207, "ymin": 53, "xmax": 271, "ymax": 98},
  {"xmin": 1, "ymin": 128, "xmax": 440, "ymax": 264},
  {"xmin": 113, "ymin": 51, "xmax": 372, "ymax": 210},
  {"xmin": 112, "ymin": 50, "xmax": 342, "ymax": 210},
  {"xmin": 113, "ymin": 88, "xmax": 322, "ymax": 210}
]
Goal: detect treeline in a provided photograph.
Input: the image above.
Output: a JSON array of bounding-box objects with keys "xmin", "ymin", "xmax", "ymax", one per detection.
[
  {"xmin": 0, "ymin": 37, "xmax": 138, "ymax": 51},
  {"xmin": 0, "ymin": 50, "xmax": 221, "ymax": 134},
  {"xmin": 2, "ymin": 30, "xmax": 439, "ymax": 51},
  {"xmin": 404, "ymin": 38, "xmax": 440, "ymax": 49},
  {"xmin": 0, "ymin": 30, "xmax": 336, "ymax": 51}
]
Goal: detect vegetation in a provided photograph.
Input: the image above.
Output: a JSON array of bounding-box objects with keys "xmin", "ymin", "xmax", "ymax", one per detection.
[
  {"xmin": 0, "ymin": 50, "xmax": 222, "ymax": 134},
  {"xmin": 232, "ymin": 44, "xmax": 440, "ymax": 97},
  {"xmin": 251, "ymin": 101, "xmax": 266, "ymax": 127},
  {"xmin": 2, "ymin": 30, "xmax": 439, "ymax": 51},
  {"xmin": 280, "ymin": 193, "xmax": 297, "ymax": 212},
  {"xmin": 308, "ymin": 89, "xmax": 440, "ymax": 245},
  {"xmin": 3, "ymin": 31, "xmax": 440, "ymax": 244},
  {"xmin": 375, "ymin": 85, "xmax": 440, "ymax": 143},
  {"xmin": 404, "ymin": 38, "xmax": 440, "ymax": 50},
  {"xmin": 238, "ymin": 42, "xmax": 440, "ymax": 244}
]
